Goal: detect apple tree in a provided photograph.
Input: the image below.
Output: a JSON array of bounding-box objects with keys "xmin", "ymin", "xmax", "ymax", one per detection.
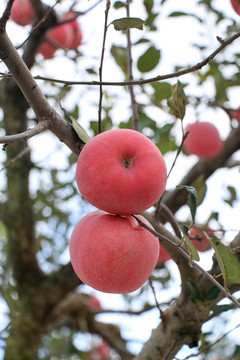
[{"xmin": 0, "ymin": 0, "xmax": 240, "ymax": 359}]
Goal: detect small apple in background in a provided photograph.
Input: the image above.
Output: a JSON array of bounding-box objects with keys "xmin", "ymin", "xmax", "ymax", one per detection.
[
  {"xmin": 88, "ymin": 295, "xmax": 101, "ymax": 309},
  {"xmin": 87, "ymin": 341, "xmax": 111, "ymax": 360},
  {"xmin": 76, "ymin": 129, "xmax": 167, "ymax": 215},
  {"xmin": 183, "ymin": 121, "xmax": 223, "ymax": 159},
  {"xmin": 38, "ymin": 22, "xmax": 73, "ymax": 59},
  {"xmin": 70, "ymin": 211, "xmax": 159, "ymax": 294},
  {"xmin": 230, "ymin": 0, "xmax": 240, "ymax": 15},
  {"xmin": 230, "ymin": 106, "xmax": 240, "ymax": 121},
  {"xmin": 189, "ymin": 227, "xmax": 214, "ymax": 252},
  {"xmin": 157, "ymin": 246, "xmax": 171, "ymax": 264},
  {"xmin": 10, "ymin": 0, "xmax": 34, "ymax": 26},
  {"xmin": 64, "ymin": 12, "xmax": 83, "ymax": 49}
]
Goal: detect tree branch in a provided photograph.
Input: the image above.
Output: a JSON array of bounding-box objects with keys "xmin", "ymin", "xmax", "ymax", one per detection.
[
  {"xmin": 0, "ymin": 121, "xmax": 49, "ymax": 148},
  {"xmin": 23, "ymin": 29, "xmax": 240, "ymax": 87},
  {"xmin": 0, "ymin": 28, "xmax": 83, "ymax": 154}
]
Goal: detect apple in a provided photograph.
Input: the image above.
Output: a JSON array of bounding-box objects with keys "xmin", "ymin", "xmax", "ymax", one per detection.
[
  {"xmin": 88, "ymin": 295, "xmax": 101, "ymax": 309},
  {"xmin": 76, "ymin": 129, "xmax": 167, "ymax": 215},
  {"xmin": 87, "ymin": 341, "xmax": 110, "ymax": 360},
  {"xmin": 183, "ymin": 121, "xmax": 223, "ymax": 159},
  {"xmin": 10, "ymin": 0, "xmax": 34, "ymax": 26},
  {"xmin": 189, "ymin": 227, "xmax": 214, "ymax": 252},
  {"xmin": 64, "ymin": 12, "xmax": 83, "ymax": 49},
  {"xmin": 230, "ymin": 0, "xmax": 240, "ymax": 15},
  {"xmin": 230, "ymin": 107, "xmax": 240, "ymax": 121},
  {"xmin": 157, "ymin": 246, "xmax": 171, "ymax": 264},
  {"xmin": 69, "ymin": 211, "xmax": 159, "ymax": 294},
  {"xmin": 38, "ymin": 23, "xmax": 74, "ymax": 59}
]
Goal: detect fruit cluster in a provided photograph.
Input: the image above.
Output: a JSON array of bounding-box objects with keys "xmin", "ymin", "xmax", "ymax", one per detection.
[
  {"xmin": 10, "ymin": 0, "xmax": 83, "ymax": 58},
  {"xmin": 70, "ymin": 129, "xmax": 168, "ymax": 294}
]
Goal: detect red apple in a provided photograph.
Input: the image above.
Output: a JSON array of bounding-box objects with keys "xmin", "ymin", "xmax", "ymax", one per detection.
[
  {"xmin": 10, "ymin": 0, "xmax": 34, "ymax": 26},
  {"xmin": 189, "ymin": 227, "xmax": 214, "ymax": 252},
  {"xmin": 64, "ymin": 12, "xmax": 83, "ymax": 49},
  {"xmin": 230, "ymin": 107, "xmax": 240, "ymax": 121},
  {"xmin": 230, "ymin": 0, "xmax": 240, "ymax": 15},
  {"xmin": 157, "ymin": 246, "xmax": 171, "ymax": 264},
  {"xmin": 69, "ymin": 211, "xmax": 159, "ymax": 294},
  {"xmin": 183, "ymin": 121, "xmax": 223, "ymax": 159},
  {"xmin": 88, "ymin": 295, "xmax": 101, "ymax": 309},
  {"xmin": 38, "ymin": 23, "xmax": 74, "ymax": 59},
  {"xmin": 87, "ymin": 341, "xmax": 111, "ymax": 360},
  {"xmin": 76, "ymin": 129, "xmax": 167, "ymax": 215}
]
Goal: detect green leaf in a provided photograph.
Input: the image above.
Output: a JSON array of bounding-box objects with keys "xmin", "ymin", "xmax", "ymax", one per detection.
[
  {"xmin": 151, "ymin": 82, "xmax": 172, "ymax": 104},
  {"xmin": 210, "ymin": 304, "xmax": 234, "ymax": 314},
  {"xmin": 71, "ymin": 118, "xmax": 91, "ymax": 143},
  {"xmin": 191, "ymin": 175, "xmax": 207, "ymax": 206},
  {"xmin": 137, "ymin": 46, "xmax": 161, "ymax": 73},
  {"xmin": 205, "ymin": 286, "xmax": 221, "ymax": 301},
  {"xmin": 110, "ymin": 45, "xmax": 128, "ymax": 75},
  {"xmin": 111, "ymin": 17, "xmax": 145, "ymax": 31},
  {"xmin": 113, "ymin": 1, "xmax": 126, "ymax": 9},
  {"xmin": 183, "ymin": 232, "xmax": 200, "ymax": 262},
  {"xmin": 177, "ymin": 185, "xmax": 198, "ymax": 224},
  {"xmin": 224, "ymin": 185, "xmax": 237, "ymax": 207},
  {"xmin": 209, "ymin": 236, "xmax": 240, "ymax": 289},
  {"xmin": 168, "ymin": 11, "xmax": 203, "ymax": 23},
  {"xmin": 167, "ymin": 81, "xmax": 188, "ymax": 120},
  {"xmin": 143, "ymin": 0, "xmax": 154, "ymax": 14},
  {"xmin": 188, "ymin": 279, "xmax": 202, "ymax": 302}
]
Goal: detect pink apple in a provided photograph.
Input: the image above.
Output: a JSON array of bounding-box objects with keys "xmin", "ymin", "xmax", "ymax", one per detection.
[
  {"xmin": 38, "ymin": 23, "xmax": 73, "ymax": 59},
  {"xmin": 76, "ymin": 129, "xmax": 167, "ymax": 215},
  {"xmin": 230, "ymin": 0, "xmax": 240, "ymax": 15},
  {"xmin": 230, "ymin": 107, "xmax": 240, "ymax": 121},
  {"xmin": 88, "ymin": 295, "xmax": 101, "ymax": 309},
  {"xmin": 87, "ymin": 341, "xmax": 111, "ymax": 360},
  {"xmin": 69, "ymin": 211, "xmax": 159, "ymax": 294},
  {"xmin": 189, "ymin": 227, "xmax": 213, "ymax": 252},
  {"xmin": 157, "ymin": 246, "xmax": 171, "ymax": 264},
  {"xmin": 10, "ymin": 0, "xmax": 34, "ymax": 26},
  {"xmin": 64, "ymin": 12, "xmax": 83, "ymax": 49},
  {"xmin": 183, "ymin": 121, "xmax": 223, "ymax": 159}
]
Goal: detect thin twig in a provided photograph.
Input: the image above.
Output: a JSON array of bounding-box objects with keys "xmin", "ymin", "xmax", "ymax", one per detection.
[
  {"xmin": 0, "ymin": 121, "xmax": 49, "ymax": 148},
  {"xmin": 174, "ymin": 323, "xmax": 240, "ymax": 360},
  {"xmin": 126, "ymin": 0, "xmax": 139, "ymax": 131},
  {"xmin": 98, "ymin": 0, "xmax": 111, "ymax": 134},
  {"xmin": 132, "ymin": 215, "xmax": 240, "ymax": 309},
  {"xmin": 155, "ymin": 203, "xmax": 182, "ymax": 238},
  {"xmin": 0, "ymin": 147, "xmax": 30, "ymax": 171},
  {"xmin": 22, "ymin": 30, "xmax": 240, "ymax": 87}
]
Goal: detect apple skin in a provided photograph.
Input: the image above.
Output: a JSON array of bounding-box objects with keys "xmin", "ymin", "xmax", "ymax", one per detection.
[
  {"xmin": 230, "ymin": 0, "xmax": 240, "ymax": 15},
  {"xmin": 64, "ymin": 13, "xmax": 83, "ymax": 49},
  {"xmin": 76, "ymin": 129, "xmax": 167, "ymax": 215},
  {"xmin": 189, "ymin": 227, "xmax": 213, "ymax": 252},
  {"xmin": 230, "ymin": 107, "xmax": 240, "ymax": 121},
  {"xmin": 69, "ymin": 211, "xmax": 159, "ymax": 294},
  {"xmin": 183, "ymin": 121, "xmax": 223, "ymax": 159},
  {"xmin": 38, "ymin": 23, "xmax": 73, "ymax": 59},
  {"xmin": 10, "ymin": 0, "xmax": 34, "ymax": 26},
  {"xmin": 88, "ymin": 295, "xmax": 101, "ymax": 309},
  {"xmin": 157, "ymin": 246, "xmax": 171, "ymax": 264}
]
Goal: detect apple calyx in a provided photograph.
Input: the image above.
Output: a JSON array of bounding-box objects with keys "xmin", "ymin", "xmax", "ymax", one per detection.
[{"xmin": 122, "ymin": 157, "xmax": 133, "ymax": 168}]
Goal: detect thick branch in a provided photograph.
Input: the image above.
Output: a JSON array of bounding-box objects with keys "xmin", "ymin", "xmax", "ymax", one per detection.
[{"xmin": 0, "ymin": 30, "xmax": 83, "ymax": 154}]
